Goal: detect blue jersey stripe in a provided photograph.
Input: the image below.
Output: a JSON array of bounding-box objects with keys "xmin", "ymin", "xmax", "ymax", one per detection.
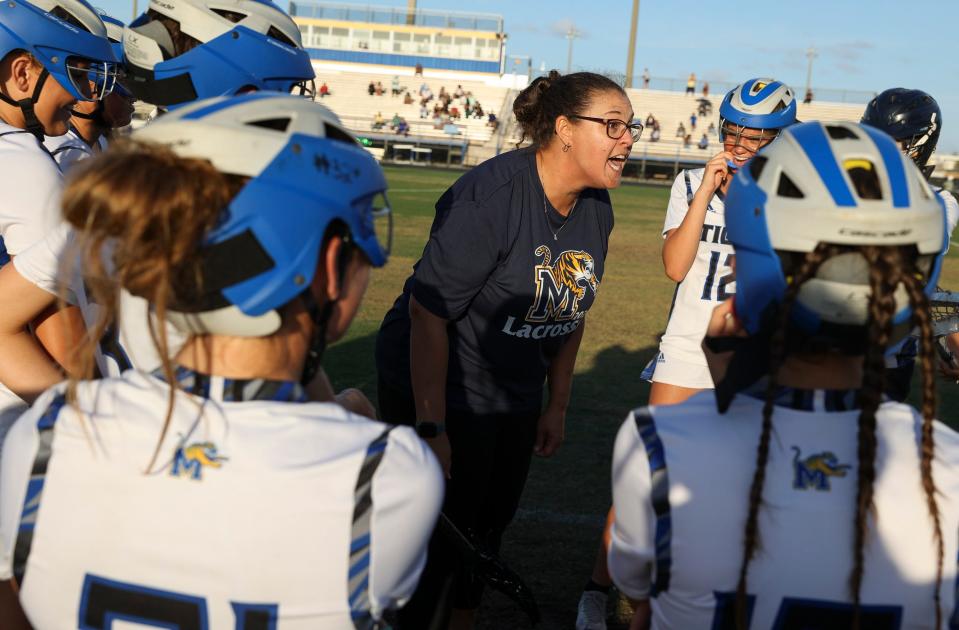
[
  {"xmin": 14, "ymin": 393, "xmax": 66, "ymax": 585},
  {"xmin": 633, "ymin": 406, "xmax": 672, "ymax": 596}
]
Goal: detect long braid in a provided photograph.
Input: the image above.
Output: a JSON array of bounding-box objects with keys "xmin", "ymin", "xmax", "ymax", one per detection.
[
  {"xmin": 848, "ymin": 247, "xmax": 898, "ymax": 629},
  {"xmin": 734, "ymin": 246, "xmax": 829, "ymax": 629},
  {"xmin": 901, "ymin": 267, "xmax": 944, "ymax": 629}
]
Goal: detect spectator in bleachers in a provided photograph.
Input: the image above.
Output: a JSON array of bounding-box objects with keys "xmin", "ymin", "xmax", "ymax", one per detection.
[
  {"xmin": 450, "ymin": 105, "xmax": 461, "ymax": 119},
  {"xmin": 443, "ymin": 121, "xmax": 461, "ymax": 136},
  {"xmin": 454, "ymin": 84, "xmax": 465, "ymax": 98},
  {"xmin": 391, "ymin": 76, "xmax": 401, "ymax": 96},
  {"xmin": 642, "ymin": 67, "xmax": 650, "ymax": 88},
  {"xmin": 487, "ymin": 112, "xmax": 498, "ymax": 131},
  {"xmin": 404, "ymin": 91, "xmax": 414, "ymax": 105},
  {"xmin": 650, "ymin": 125, "xmax": 661, "ymax": 142},
  {"xmin": 804, "ymin": 88, "xmax": 814, "ymax": 104},
  {"xmin": 319, "ymin": 82, "xmax": 330, "ymax": 98},
  {"xmin": 420, "ymin": 103, "xmax": 429, "ymax": 119},
  {"xmin": 390, "ymin": 112, "xmax": 402, "ymax": 129},
  {"xmin": 395, "ymin": 117, "xmax": 410, "ymax": 136},
  {"xmin": 368, "ymin": 81, "xmax": 376, "ymax": 96},
  {"xmin": 372, "ymin": 111, "xmax": 385, "ymax": 130},
  {"xmin": 439, "ymin": 86, "xmax": 448, "ymax": 101},
  {"xmin": 702, "ymin": 81, "xmax": 709, "ymax": 99},
  {"xmin": 676, "ymin": 121, "xmax": 686, "ymax": 138},
  {"xmin": 698, "ymin": 132, "xmax": 709, "ymax": 149},
  {"xmin": 414, "ymin": 62, "xmax": 423, "ymax": 76},
  {"xmin": 686, "ymin": 72, "xmax": 696, "ymax": 95},
  {"xmin": 375, "ymin": 81, "xmax": 385, "ymax": 96},
  {"xmin": 690, "ymin": 112, "xmax": 697, "ymax": 131},
  {"xmin": 707, "ymin": 121, "xmax": 716, "ymax": 135},
  {"xmin": 419, "ymin": 82, "xmax": 430, "ymax": 97},
  {"xmin": 697, "ymin": 99, "xmax": 710, "ymax": 117},
  {"xmin": 473, "ymin": 102, "xmax": 484, "ymax": 119},
  {"xmin": 432, "ymin": 113, "xmax": 444, "ymax": 129},
  {"xmin": 645, "ymin": 113, "xmax": 656, "ymax": 128},
  {"xmin": 683, "ymin": 133, "xmax": 692, "ymax": 148}
]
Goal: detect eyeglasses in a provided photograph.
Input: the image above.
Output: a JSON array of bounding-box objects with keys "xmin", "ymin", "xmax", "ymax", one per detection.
[{"xmin": 570, "ymin": 115, "xmax": 643, "ymax": 142}]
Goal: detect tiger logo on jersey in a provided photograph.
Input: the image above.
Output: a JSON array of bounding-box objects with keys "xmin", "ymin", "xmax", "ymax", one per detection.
[
  {"xmin": 526, "ymin": 245, "xmax": 598, "ymax": 322},
  {"xmin": 171, "ymin": 441, "xmax": 229, "ymax": 481},
  {"xmin": 791, "ymin": 446, "xmax": 851, "ymax": 491}
]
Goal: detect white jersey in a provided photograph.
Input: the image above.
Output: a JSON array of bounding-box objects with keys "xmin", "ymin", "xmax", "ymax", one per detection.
[
  {"xmin": 658, "ymin": 169, "xmax": 735, "ymax": 370},
  {"xmin": 608, "ymin": 388, "xmax": 959, "ymax": 629},
  {"xmin": 43, "ymin": 128, "xmax": 107, "ymax": 172},
  {"xmin": 0, "ymin": 368, "xmax": 444, "ymax": 628},
  {"xmin": 938, "ymin": 187, "xmax": 959, "ymax": 241},
  {"xmin": 0, "ymin": 122, "xmax": 62, "ymax": 256},
  {"xmin": 14, "ymin": 223, "xmax": 187, "ymax": 375}
]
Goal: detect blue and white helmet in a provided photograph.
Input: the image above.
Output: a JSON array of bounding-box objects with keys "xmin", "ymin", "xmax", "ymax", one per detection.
[
  {"xmin": 726, "ymin": 121, "xmax": 946, "ymax": 340},
  {"xmin": 123, "ymin": 0, "xmax": 315, "ymax": 108},
  {"xmin": 98, "ymin": 10, "xmax": 125, "ymax": 61},
  {"xmin": 719, "ymin": 78, "xmax": 797, "ymax": 140},
  {"xmin": 132, "ymin": 93, "xmax": 391, "ymax": 337},
  {"xmin": 0, "ymin": 0, "xmax": 118, "ymax": 102}
]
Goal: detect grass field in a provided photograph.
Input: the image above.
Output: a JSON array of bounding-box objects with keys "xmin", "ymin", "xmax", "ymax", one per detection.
[{"xmin": 325, "ymin": 164, "xmax": 959, "ymax": 629}]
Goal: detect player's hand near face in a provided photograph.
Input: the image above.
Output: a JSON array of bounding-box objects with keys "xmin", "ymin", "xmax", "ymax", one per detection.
[{"xmin": 700, "ymin": 151, "xmax": 733, "ymax": 196}]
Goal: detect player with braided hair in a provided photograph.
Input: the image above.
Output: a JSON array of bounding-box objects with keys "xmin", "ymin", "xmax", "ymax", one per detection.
[
  {"xmin": 608, "ymin": 121, "xmax": 959, "ymax": 628},
  {"xmin": 0, "ymin": 93, "xmax": 441, "ymax": 628}
]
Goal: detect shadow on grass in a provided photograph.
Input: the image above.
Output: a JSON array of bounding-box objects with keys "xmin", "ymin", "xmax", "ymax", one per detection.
[{"xmin": 328, "ymin": 327, "xmax": 660, "ymax": 629}]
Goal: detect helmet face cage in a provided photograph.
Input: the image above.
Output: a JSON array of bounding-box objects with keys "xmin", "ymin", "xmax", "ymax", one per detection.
[
  {"xmin": 67, "ymin": 57, "xmax": 118, "ymax": 100},
  {"xmin": 0, "ymin": 0, "xmax": 119, "ymax": 103},
  {"xmin": 291, "ymin": 78, "xmax": 316, "ymax": 101}
]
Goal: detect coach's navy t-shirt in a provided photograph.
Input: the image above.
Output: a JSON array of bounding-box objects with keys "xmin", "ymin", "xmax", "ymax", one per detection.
[{"xmin": 376, "ymin": 147, "xmax": 613, "ymax": 415}]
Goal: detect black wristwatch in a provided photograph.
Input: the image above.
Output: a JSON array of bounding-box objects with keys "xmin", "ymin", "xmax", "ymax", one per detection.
[{"xmin": 415, "ymin": 421, "xmax": 446, "ymax": 438}]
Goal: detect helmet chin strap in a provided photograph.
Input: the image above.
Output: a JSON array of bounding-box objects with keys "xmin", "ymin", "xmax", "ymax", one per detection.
[
  {"xmin": 69, "ymin": 102, "xmax": 108, "ymax": 136},
  {"xmin": 0, "ymin": 67, "xmax": 51, "ymax": 142},
  {"xmin": 298, "ymin": 287, "xmax": 336, "ymax": 387}
]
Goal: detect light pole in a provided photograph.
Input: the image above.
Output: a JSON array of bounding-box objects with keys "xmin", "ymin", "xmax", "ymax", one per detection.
[
  {"xmin": 624, "ymin": 0, "xmax": 640, "ymax": 87},
  {"xmin": 805, "ymin": 46, "xmax": 817, "ymax": 100},
  {"xmin": 565, "ymin": 25, "xmax": 579, "ymax": 74}
]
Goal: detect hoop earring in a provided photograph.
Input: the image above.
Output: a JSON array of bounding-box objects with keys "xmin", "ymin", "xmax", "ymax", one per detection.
[{"xmin": 562, "ymin": 143, "xmax": 571, "ymax": 152}]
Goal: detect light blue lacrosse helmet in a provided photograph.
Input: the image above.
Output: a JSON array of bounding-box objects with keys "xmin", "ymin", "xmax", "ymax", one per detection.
[{"xmin": 132, "ymin": 93, "xmax": 391, "ymax": 337}]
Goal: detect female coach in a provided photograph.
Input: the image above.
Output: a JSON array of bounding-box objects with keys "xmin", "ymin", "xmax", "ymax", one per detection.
[
  {"xmin": 0, "ymin": 93, "xmax": 442, "ymax": 628},
  {"xmin": 375, "ymin": 70, "xmax": 638, "ymax": 628},
  {"xmin": 609, "ymin": 121, "xmax": 958, "ymax": 628}
]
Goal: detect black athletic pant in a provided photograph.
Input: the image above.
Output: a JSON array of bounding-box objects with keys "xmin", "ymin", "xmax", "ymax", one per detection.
[{"xmin": 378, "ymin": 376, "xmax": 539, "ymax": 628}]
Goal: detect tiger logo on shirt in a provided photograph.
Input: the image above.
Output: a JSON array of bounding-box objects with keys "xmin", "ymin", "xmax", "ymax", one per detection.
[{"xmin": 526, "ymin": 245, "xmax": 598, "ymax": 322}]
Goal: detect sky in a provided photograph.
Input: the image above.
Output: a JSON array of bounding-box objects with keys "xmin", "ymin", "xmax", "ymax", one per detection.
[{"xmin": 95, "ymin": 0, "xmax": 959, "ymax": 152}]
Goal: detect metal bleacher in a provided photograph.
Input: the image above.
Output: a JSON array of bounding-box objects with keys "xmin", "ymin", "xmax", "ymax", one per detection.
[{"xmin": 313, "ymin": 67, "xmax": 510, "ymax": 165}]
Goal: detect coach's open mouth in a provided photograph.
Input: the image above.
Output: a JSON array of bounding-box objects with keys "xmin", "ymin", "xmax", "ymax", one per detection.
[{"xmin": 607, "ymin": 153, "xmax": 629, "ymax": 172}]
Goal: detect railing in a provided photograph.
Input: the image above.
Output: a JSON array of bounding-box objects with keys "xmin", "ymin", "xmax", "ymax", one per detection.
[
  {"xmin": 621, "ymin": 75, "xmax": 875, "ymax": 105},
  {"xmin": 288, "ymin": 1, "xmax": 503, "ymax": 32}
]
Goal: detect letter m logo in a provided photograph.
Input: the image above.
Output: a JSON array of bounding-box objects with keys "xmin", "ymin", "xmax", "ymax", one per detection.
[{"xmin": 526, "ymin": 267, "xmax": 576, "ymax": 322}]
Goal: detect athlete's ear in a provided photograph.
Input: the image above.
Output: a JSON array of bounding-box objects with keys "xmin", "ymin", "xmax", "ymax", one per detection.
[
  {"xmin": 5, "ymin": 54, "xmax": 35, "ymax": 96},
  {"xmin": 317, "ymin": 235, "xmax": 345, "ymax": 302}
]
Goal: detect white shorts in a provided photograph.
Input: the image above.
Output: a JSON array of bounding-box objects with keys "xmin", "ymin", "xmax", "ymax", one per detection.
[{"xmin": 641, "ymin": 351, "xmax": 714, "ymax": 389}]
